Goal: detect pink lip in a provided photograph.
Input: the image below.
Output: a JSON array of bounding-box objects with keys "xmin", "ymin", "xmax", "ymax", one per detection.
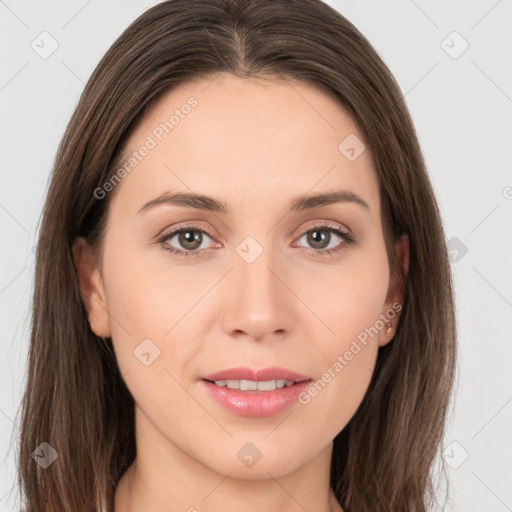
[
  {"xmin": 201, "ymin": 366, "xmax": 311, "ymax": 383},
  {"xmin": 200, "ymin": 366, "xmax": 312, "ymax": 418}
]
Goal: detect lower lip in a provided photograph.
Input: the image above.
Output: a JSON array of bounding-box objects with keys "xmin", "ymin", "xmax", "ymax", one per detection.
[{"xmin": 201, "ymin": 379, "xmax": 312, "ymax": 417}]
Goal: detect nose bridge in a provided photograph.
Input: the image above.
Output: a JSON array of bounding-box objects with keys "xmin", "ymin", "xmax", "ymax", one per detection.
[{"xmin": 221, "ymin": 233, "xmax": 294, "ymax": 340}]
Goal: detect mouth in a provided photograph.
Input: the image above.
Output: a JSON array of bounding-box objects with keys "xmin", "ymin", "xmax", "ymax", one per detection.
[
  {"xmin": 201, "ymin": 366, "xmax": 311, "ymax": 385},
  {"xmin": 202, "ymin": 378, "xmax": 304, "ymax": 392},
  {"xmin": 199, "ymin": 367, "xmax": 313, "ymax": 417}
]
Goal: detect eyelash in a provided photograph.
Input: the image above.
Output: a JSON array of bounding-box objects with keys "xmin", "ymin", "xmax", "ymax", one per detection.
[{"xmin": 157, "ymin": 222, "xmax": 355, "ymax": 259}]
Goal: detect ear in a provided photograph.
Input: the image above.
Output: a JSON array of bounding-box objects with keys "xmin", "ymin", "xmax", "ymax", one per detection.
[
  {"xmin": 72, "ymin": 237, "xmax": 111, "ymax": 338},
  {"xmin": 378, "ymin": 233, "xmax": 409, "ymax": 347}
]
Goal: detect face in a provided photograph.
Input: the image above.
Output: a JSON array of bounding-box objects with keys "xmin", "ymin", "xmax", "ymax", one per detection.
[{"xmin": 74, "ymin": 73, "xmax": 407, "ymax": 480}]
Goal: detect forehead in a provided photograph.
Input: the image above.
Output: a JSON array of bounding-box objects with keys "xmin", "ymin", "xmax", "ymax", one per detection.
[{"xmin": 110, "ymin": 73, "xmax": 380, "ymax": 218}]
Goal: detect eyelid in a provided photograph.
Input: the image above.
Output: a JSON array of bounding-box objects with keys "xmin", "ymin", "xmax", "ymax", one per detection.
[
  {"xmin": 156, "ymin": 220, "xmax": 351, "ymax": 241},
  {"xmin": 294, "ymin": 219, "xmax": 351, "ymax": 238},
  {"xmin": 156, "ymin": 222, "xmax": 220, "ymax": 243}
]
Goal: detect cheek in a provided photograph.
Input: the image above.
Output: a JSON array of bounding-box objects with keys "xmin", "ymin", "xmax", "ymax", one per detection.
[
  {"xmin": 100, "ymin": 237, "xmax": 191, "ymax": 379},
  {"xmin": 298, "ymin": 344, "xmax": 377, "ymax": 444},
  {"xmin": 101, "ymin": 247, "xmax": 203, "ymax": 440},
  {"xmin": 293, "ymin": 244, "xmax": 389, "ymax": 434},
  {"xmin": 297, "ymin": 241, "xmax": 390, "ymax": 354}
]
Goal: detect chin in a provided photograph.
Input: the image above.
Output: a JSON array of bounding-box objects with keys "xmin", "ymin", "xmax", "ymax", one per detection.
[{"xmin": 199, "ymin": 440, "xmax": 312, "ymax": 481}]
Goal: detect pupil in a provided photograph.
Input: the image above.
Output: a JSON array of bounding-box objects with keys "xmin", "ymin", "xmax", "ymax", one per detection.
[
  {"xmin": 308, "ymin": 229, "xmax": 329, "ymax": 249},
  {"xmin": 180, "ymin": 230, "xmax": 201, "ymax": 249}
]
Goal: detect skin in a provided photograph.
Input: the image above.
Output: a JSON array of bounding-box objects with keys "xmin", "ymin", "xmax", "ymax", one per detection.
[{"xmin": 73, "ymin": 72, "xmax": 409, "ymax": 512}]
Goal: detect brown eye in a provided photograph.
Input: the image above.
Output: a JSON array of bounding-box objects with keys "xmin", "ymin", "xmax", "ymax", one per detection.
[
  {"xmin": 295, "ymin": 224, "xmax": 354, "ymax": 257},
  {"xmin": 305, "ymin": 228, "xmax": 332, "ymax": 249},
  {"xmin": 173, "ymin": 229, "xmax": 204, "ymax": 251},
  {"xmin": 159, "ymin": 226, "xmax": 217, "ymax": 257}
]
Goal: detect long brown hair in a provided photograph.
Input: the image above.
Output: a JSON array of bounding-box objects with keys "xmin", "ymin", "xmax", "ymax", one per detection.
[{"xmin": 16, "ymin": 1, "xmax": 456, "ymax": 510}]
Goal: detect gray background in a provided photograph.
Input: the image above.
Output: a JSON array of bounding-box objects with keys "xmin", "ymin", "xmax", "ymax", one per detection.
[{"xmin": 1, "ymin": 1, "xmax": 511, "ymax": 511}]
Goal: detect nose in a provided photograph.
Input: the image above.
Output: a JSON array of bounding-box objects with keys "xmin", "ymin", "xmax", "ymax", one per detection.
[{"xmin": 220, "ymin": 243, "xmax": 297, "ymax": 343}]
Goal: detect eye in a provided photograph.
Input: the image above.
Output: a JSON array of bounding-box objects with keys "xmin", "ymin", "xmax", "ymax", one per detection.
[
  {"xmin": 158, "ymin": 224, "xmax": 218, "ymax": 258},
  {"xmin": 294, "ymin": 222, "xmax": 355, "ymax": 257}
]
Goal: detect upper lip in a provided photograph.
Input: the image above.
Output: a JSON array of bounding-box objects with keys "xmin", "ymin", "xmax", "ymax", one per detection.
[{"xmin": 201, "ymin": 366, "xmax": 311, "ymax": 383}]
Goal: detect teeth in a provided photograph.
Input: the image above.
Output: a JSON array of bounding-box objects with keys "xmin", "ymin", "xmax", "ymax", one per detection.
[
  {"xmin": 226, "ymin": 380, "xmax": 239, "ymax": 389},
  {"xmin": 241, "ymin": 380, "xmax": 258, "ymax": 391},
  {"xmin": 257, "ymin": 380, "xmax": 275, "ymax": 391},
  {"xmin": 213, "ymin": 379, "xmax": 296, "ymax": 391}
]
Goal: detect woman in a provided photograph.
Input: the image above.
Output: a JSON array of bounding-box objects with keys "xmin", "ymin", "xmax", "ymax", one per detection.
[{"xmin": 17, "ymin": 1, "xmax": 456, "ymax": 511}]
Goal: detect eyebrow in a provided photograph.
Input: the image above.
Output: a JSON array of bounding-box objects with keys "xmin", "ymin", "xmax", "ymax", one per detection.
[{"xmin": 137, "ymin": 189, "xmax": 370, "ymax": 215}]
